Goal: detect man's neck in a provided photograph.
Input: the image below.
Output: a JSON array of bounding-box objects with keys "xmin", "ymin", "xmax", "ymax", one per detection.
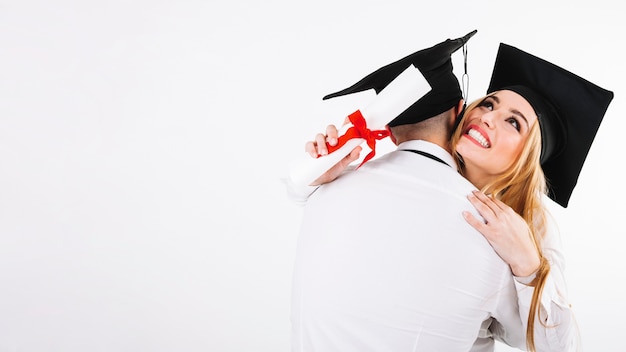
[{"xmin": 395, "ymin": 136, "xmax": 452, "ymax": 154}]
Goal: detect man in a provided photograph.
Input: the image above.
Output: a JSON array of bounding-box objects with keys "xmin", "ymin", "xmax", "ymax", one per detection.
[{"xmin": 287, "ymin": 31, "xmax": 527, "ymax": 351}]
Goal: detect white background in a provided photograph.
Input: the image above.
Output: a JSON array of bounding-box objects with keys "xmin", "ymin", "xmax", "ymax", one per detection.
[{"xmin": 0, "ymin": 0, "xmax": 624, "ymax": 351}]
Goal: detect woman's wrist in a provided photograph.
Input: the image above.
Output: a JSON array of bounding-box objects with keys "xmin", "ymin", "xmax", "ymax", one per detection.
[{"xmin": 510, "ymin": 256, "xmax": 541, "ymax": 277}]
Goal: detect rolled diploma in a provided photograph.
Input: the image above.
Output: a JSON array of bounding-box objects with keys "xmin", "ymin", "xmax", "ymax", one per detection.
[{"xmin": 288, "ymin": 64, "xmax": 431, "ymax": 187}]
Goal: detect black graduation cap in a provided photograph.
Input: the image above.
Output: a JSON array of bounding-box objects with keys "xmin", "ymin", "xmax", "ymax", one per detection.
[
  {"xmin": 323, "ymin": 30, "xmax": 477, "ymax": 127},
  {"xmin": 487, "ymin": 43, "xmax": 614, "ymax": 208}
]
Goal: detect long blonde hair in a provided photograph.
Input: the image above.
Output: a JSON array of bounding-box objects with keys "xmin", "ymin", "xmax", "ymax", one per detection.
[{"xmin": 450, "ymin": 97, "xmax": 551, "ymax": 352}]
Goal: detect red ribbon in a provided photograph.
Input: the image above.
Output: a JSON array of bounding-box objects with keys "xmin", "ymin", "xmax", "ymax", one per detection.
[{"xmin": 323, "ymin": 110, "xmax": 390, "ymax": 168}]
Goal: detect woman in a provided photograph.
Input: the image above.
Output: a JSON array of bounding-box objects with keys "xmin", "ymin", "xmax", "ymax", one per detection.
[
  {"xmin": 453, "ymin": 90, "xmax": 563, "ymax": 351},
  {"xmin": 300, "ymin": 44, "xmax": 613, "ymax": 351}
]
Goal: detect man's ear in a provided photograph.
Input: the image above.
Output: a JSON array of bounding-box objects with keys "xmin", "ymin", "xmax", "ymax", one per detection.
[
  {"xmin": 456, "ymin": 99, "xmax": 465, "ymax": 115},
  {"xmin": 449, "ymin": 99, "xmax": 466, "ymax": 139},
  {"xmin": 449, "ymin": 99, "xmax": 465, "ymax": 126}
]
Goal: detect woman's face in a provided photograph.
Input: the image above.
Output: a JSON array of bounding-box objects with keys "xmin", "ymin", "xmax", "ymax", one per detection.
[{"xmin": 455, "ymin": 90, "xmax": 538, "ymax": 185}]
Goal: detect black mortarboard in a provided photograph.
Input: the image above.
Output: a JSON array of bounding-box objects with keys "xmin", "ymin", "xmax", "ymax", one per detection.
[
  {"xmin": 323, "ymin": 30, "xmax": 477, "ymax": 127},
  {"xmin": 487, "ymin": 44, "xmax": 614, "ymax": 208}
]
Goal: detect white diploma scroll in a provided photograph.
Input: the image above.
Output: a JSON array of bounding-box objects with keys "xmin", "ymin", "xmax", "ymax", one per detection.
[{"xmin": 288, "ymin": 64, "xmax": 432, "ymax": 187}]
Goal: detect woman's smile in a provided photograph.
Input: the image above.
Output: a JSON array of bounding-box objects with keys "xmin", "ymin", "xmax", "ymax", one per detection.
[{"xmin": 464, "ymin": 124, "xmax": 491, "ymax": 148}]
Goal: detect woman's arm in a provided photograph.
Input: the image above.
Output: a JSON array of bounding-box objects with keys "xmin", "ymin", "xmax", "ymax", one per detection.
[
  {"xmin": 513, "ymin": 213, "xmax": 578, "ymax": 351},
  {"xmin": 463, "ymin": 193, "xmax": 578, "ymax": 351}
]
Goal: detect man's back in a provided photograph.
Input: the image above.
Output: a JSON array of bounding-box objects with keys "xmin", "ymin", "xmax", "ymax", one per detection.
[{"xmin": 291, "ymin": 140, "xmax": 523, "ymax": 351}]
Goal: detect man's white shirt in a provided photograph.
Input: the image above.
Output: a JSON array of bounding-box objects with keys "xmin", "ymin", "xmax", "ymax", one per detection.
[{"xmin": 289, "ymin": 140, "xmax": 526, "ymax": 351}]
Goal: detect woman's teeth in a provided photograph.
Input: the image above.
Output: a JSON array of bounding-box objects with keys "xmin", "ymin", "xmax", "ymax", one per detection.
[{"xmin": 467, "ymin": 129, "xmax": 490, "ymax": 148}]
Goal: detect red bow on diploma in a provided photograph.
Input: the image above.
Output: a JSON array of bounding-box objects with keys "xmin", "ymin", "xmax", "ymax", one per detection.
[{"xmin": 323, "ymin": 110, "xmax": 390, "ymax": 168}]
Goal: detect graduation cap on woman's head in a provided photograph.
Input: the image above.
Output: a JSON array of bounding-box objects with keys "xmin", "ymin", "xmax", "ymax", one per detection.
[
  {"xmin": 323, "ymin": 30, "xmax": 477, "ymax": 127},
  {"xmin": 487, "ymin": 43, "xmax": 614, "ymax": 208}
]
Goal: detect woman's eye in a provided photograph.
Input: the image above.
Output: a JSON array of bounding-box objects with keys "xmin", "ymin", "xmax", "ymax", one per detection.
[
  {"xmin": 480, "ymin": 101, "xmax": 494, "ymax": 110},
  {"xmin": 507, "ymin": 117, "xmax": 520, "ymax": 131}
]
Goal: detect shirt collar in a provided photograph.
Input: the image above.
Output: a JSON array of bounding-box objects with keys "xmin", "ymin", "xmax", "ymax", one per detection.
[{"xmin": 396, "ymin": 140, "xmax": 458, "ymax": 172}]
